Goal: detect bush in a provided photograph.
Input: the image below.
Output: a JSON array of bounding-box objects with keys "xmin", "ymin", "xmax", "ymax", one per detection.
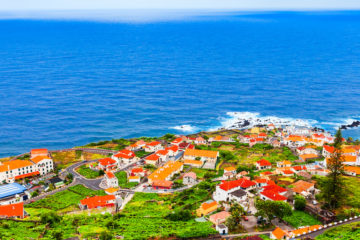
[
  {"xmin": 294, "ymin": 195, "xmax": 306, "ymax": 211},
  {"xmin": 40, "ymin": 211, "xmax": 62, "ymax": 227},
  {"xmin": 166, "ymin": 210, "xmax": 193, "ymax": 221}
]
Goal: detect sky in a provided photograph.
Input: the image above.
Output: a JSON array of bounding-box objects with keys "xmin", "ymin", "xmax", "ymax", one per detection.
[{"xmin": 1, "ymin": 0, "xmax": 360, "ymax": 11}]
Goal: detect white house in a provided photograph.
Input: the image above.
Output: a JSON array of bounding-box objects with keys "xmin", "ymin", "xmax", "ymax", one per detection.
[
  {"xmin": 144, "ymin": 141, "xmax": 163, "ymax": 152},
  {"xmin": 104, "ymin": 171, "xmax": 118, "ymax": 188},
  {"xmin": 112, "ymin": 149, "xmax": 137, "ymax": 165},
  {"xmin": 213, "ymin": 178, "xmax": 256, "ymax": 202}
]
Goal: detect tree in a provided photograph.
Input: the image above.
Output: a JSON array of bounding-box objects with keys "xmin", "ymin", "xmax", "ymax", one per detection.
[
  {"xmin": 255, "ymin": 199, "xmax": 292, "ymax": 223},
  {"xmin": 323, "ymin": 129, "xmax": 346, "ymax": 209},
  {"xmin": 99, "ymin": 231, "xmax": 112, "ymax": 240},
  {"xmin": 225, "ymin": 216, "xmax": 238, "ymax": 231},
  {"xmin": 99, "ymin": 169, "xmax": 105, "ymax": 176},
  {"xmin": 51, "ymin": 230, "xmax": 63, "ymax": 240},
  {"xmin": 294, "ymin": 195, "xmax": 306, "ymax": 211},
  {"xmin": 203, "ymin": 135, "xmax": 209, "ymax": 141},
  {"xmin": 229, "ymin": 202, "xmax": 244, "ymax": 224},
  {"xmin": 40, "ymin": 211, "xmax": 62, "ymax": 227}
]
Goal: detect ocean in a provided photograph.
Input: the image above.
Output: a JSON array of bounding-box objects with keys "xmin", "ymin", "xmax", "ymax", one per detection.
[{"xmin": 0, "ymin": 11, "xmax": 360, "ymax": 157}]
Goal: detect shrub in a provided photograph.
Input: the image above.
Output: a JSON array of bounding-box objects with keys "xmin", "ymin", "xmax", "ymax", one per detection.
[{"xmin": 294, "ymin": 195, "xmax": 306, "ymax": 211}]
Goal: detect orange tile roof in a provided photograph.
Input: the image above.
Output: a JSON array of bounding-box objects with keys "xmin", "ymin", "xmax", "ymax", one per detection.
[
  {"xmin": 292, "ymin": 180, "xmax": 314, "ymax": 194},
  {"xmin": 156, "ymin": 149, "xmax": 168, "ymax": 156},
  {"xmin": 128, "ymin": 176, "xmax": 140, "ymax": 179},
  {"xmin": 300, "ymin": 154, "xmax": 319, "ymax": 160},
  {"xmin": 272, "ymin": 227, "xmax": 288, "ymax": 239},
  {"xmin": 31, "ymin": 155, "xmax": 51, "ymax": 164},
  {"xmin": 172, "ymin": 138, "xmax": 183, "ymax": 144},
  {"xmin": 342, "ymin": 147, "xmax": 357, "ymax": 154},
  {"xmin": 200, "ymin": 200, "xmax": 217, "ymax": 210},
  {"xmin": 98, "ymin": 158, "xmax": 116, "ymax": 166},
  {"xmin": 114, "ymin": 149, "xmax": 136, "ymax": 159},
  {"xmin": 148, "ymin": 161, "xmax": 183, "ymax": 182},
  {"xmin": 152, "ymin": 180, "xmax": 173, "ymax": 188},
  {"xmin": 145, "ymin": 154, "xmax": 160, "ymax": 161},
  {"xmin": 184, "ymin": 149, "xmax": 218, "ymax": 159},
  {"xmin": 278, "ymin": 161, "xmax": 292, "ymax": 166},
  {"xmin": 14, "ymin": 171, "xmax": 40, "ymax": 180},
  {"xmin": 30, "ymin": 148, "xmax": 48, "ymax": 156},
  {"xmin": 147, "ymin": 141, "xmax": 161, "ymax": 147},
  {"xmin": 105, "ymin": 171, "xmax": 115, "ymax": 179},
  {"xmin": 219, "ymin": 178, "xmax": 256, "ymax": 191},
  {"xmin": 0, "ymin": 202, "xmax": 24, "ymax": 218},
  {"xmin": 224, "ymin": 166, "xmax": 236, "ymax": 171},
  {"xmin": 166, "ymin": 145, "xmax": 179, "ymax": 152},
  {"xmin": 183, "ymin": 159, "xmax": 203, "ymax": 166},
  {"xmin": 323, "ymin": 145, "xmax": 334, "ymax": 153},
  {"xmin": 131, "ymin": 167, "xmax": 143, "ymax": 173},
  {"xmin": 80, "ymin": 195, "xmax": 115, "ymax": 209},
  {"xmin": 105, "ymin": 187, "xmax": 119, "ymax": 193},
  {"xmin": 0, "ymin": 160, "xmax": 34, "ymax": 172},
  {"xmin": 344, "ymin": 166, "xmax": 360, "ymax": 175},
  {"xmin": 343, "ymin": 155, "xmax": 357, "ymax": 162},
  {"xmin": 257, "ymin": 159, "xmax": 271, "ymax": 166}
]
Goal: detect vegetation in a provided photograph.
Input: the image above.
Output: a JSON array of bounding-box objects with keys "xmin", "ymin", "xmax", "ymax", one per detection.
[
  {"xmin": 294, "ymin": 195, "xmax": 306, "ymax": 211},
  {"xmin": 77, "ymin": 165, "xmax": 103, "ymax": 179},
  {"xmin": 283, "ymin": 210, "xmax": 321, "ymax": 228},
  {"xmin": 255, "ymin": 199, "xmax": 292, "ymax": 223},
  {"xmin": 323, "ymin": 129, "xmax": 346, "ymax": 209},
  {"xmin": 27, "ymin": 185, "xmax": 106, "ymax": 212},
  {"xmin": 134, "ymin": 150, "xmax": 148, "ymax": 158},
  {"xmin": 316, "ymin": 221, "xmax": 360, "ymax": 240},
  {"xmin": 115, "ymin": 171, "xmax": 138, "ymax": 189}
]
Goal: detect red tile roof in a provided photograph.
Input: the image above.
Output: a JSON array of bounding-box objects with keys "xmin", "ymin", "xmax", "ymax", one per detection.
[
  {"xmin": 99, "ymin": 158, "xmax": 116, "ymax": 166},
  {"xmin": 145, "ymin": 154, "xmax": 160, "ymax": 161},
  {"xmin": 30, "ymin": 149, "xmax": 48, "ymax": 156},
  {"xmin": 219, "ymin": 178, "xmax": 256, "ymax": 191},
  {"xmin": 0, "ymin": 202, "xmax": 24, "ymax": 218},
  {"xmin": 147, "ymin": 141, "xmax": 161, "ymax": 146},
  {"xmin": 131, "ymin": 167, "xmax": 143, "ymax": 173},
  {"xmin": 256, "ymin": 159, "xmax": 271, "ymax": 166},
  {"xmin": 113, "ymin": 149, "xmax": 136, "ymax": 159},
  {"xmin": 80, "ymin": 195, "xmax": 116, "ymax": 209},
  {"xmin": 152, "ymin": 180, "xmax": 173, "ymax": 188},
  {"xmin": 106, "ymin": 171, "xmax": 115, "ymax": 179},
  {"xmin": 14, "ymin": 171, "xmax": 40, "ymax": 180},
  {"xmin": 262, "ymin": 184, "xmax": 287, "ymax": 194},
  {"xmin": 261, "ymin": 190, "xmax": 287, "ymax": 201},
  {"xmin": 323, "ymin": 145, "xmax": 334, "ymax": 153}
]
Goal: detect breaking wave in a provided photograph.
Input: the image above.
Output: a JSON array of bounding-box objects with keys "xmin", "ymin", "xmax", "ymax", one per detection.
[{"xmin": 170, "ymin": 124, "xmax": 198, "ymax": 132}]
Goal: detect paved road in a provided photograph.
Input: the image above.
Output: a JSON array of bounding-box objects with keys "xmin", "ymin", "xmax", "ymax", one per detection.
[
  {"xmin": 296, "ymin": 217, "xmax": 360, "ymax": 239},
  {"xmin": 65, "ymin": 160, "xmax": 103, "ymax": 190},
  {"xmin": 223, "ymin": 231, "xmax": 271, "ymax": 239}
]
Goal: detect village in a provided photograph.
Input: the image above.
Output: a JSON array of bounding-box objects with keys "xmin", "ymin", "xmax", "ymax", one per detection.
[{"xmin": 1, "ymin": 123, "xmax": 360, "ymax": 240}]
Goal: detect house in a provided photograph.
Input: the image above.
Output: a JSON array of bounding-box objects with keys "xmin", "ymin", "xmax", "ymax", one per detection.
[
  {"xmin": 183, "ymin": 149, "xmax": 219, "ymax": 169},
  {"xmin": 297, "ymin": 146, "xmax": 318, "ymax": 156},
  {"xmin": 0, "ymin": 159, "xmax": 39, "ymax": 183},
  {"xmin": 260, "ymin": 184, "xmax": 287, "ymax": 202},
  {"xmin": 145, "ymin": 154, "xmax": 161, "ymax": 166},
  {"xmin": 290, "ymin": 225, "xmax": 322, "ymax": 237},
  {"xmin": 291, "ymin": 165, "xmax": 307, "ymax": 173},
  {"xmin": 299, "ymin": 154, "xmax": 320, "ymax": 162},
  {"xmin": 49, "ymin": 177, "xmax": 65, "ymax": 188},
  {"xmin": 183, "ymin": 159, "xmax": 203, "ymax": 168},
  {"xmin": 271, "ymin": 139, "xmax": 281, "ymax": 148},
  {"xmin": 0, "ymin": 202, "xmax": 25, "ymax": 219},
  {"xmin": 216, "ymin": 224, "xmax": 228, "ymax": 235},
  {"xmin": 79, "ymin": 195, "xmax": 116, "ymax": 210},
  {"xmin": 171, "ymin": 138, "xmax": 184, "ymax": 146},
  {"xmin": 151, "ymin": 180, "xmax": 173, "ymax": 190},
  {"xmin": 128, "ymin": 175, "xmax": 141, "ymax": 183},
  {"xmin": 165, "ymin": 145, "xmax": 179, "ymax": 157},
  {"xmin": 155, "ymin": 149, "xmax": 169, "ymax": 163},
  {"xmin": 271, "ymin": 227, "xmax": 289, "ymax": 239},
  {"xmin": 256, "ymin": 159, "xmax": 272, "ymax": 170},
  {"xmin": 30, "ymin": 148, "xmax": 49, "ymax": 159},
  {"xmin": 236, "ymin": 171, "xmax": 249, "ymax": 179},
  {"xmin": 228, "ymin": 189, "xmax": 247, "ymax": 202},
  {"xmin": 104, "ymin": 171, "xmax": 118, "ymax": 188},
  {"xmin": 279, "ymin": 169, "xmax": 295, "ymax": 176},
  {"xmin": 209, "ymin": 211, "xmax": 231, "ymax": 225},
  {"xmin": 196, "ymin": 200, "xmax": 218, "ymax": 217},
  {"xmin": 322, "ymin": 145, "xmax": 334, "ymax": 158},
  {"xmin": 277, "ymin": 161, "xmax": 292, "ymax": 168},
  {"xmin": 127, "ymin": 140, "xmax": 146, "ymax": 151},
  {"xmin": 183, "ymin": 172, "xmax": 197, "ymax": 185},
  {"xmin": 254, "ymin": 178, "xmax": 275, "ymax": 188},
  {"xmin": 260, "ymin": 171, "xmax": 274, "ymax": 177},
  {"xmin": 131, "ymin": 167, "xmax": 145, "ymax": 177},
  {"xmin": 105, "ymin": 187, "xmax": 119, "ymax": 195},
  {"xmin": 194, "ymin": 136, "xmax": 207, "ymax": 145},
  {"xmin": 223, "ymin": 167, "xmax": 236, "ymax": 179},
  {"xmin": 213, "ymin": 178, "xmax": 256, "ymax": 202},
  {"xmin": 292, "ymin": 180, "xmax": 315, "ymax": 197},
  {"xmin": 112, "ymin": 149, "xmax": 137, "ymax": 165},
  {"xmin": 0, "ymin": 183, "xmax": 29, "ymax": 205},
  {"xmin": 144, "ymin": 141, "xmax": 163, "ymax": 152},
  {"xmin": 147, "ymin": 161, "xmax": 183, "ymax": 184},
  {"xmin": 30, "ymin": 155, "xmax": 54, "ymax": 176},
  {"xmin": 209, "ymin": 136, "xmax": 233, "ymax": 142},
  {"xmin": 98, "ymin": 158, "xmax": 117, "ymax": 171},
  {"xmin": 179, "ymin": 142, "xmax": 195, "ymax": 150}
]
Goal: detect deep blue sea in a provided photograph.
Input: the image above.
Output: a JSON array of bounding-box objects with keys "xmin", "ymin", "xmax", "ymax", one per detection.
[{"xmin": 1, "ymin": 11, "xmax": 360, "ymax": 157}]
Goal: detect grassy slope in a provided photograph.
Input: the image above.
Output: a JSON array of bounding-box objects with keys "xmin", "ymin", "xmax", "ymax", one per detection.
[
  {"xmin": 316, "ymin": 222, "xmax": 360, "ymax": 240},
  {"xmin": 283, "ymin": 210, "xmax": 322, "ymax": 228}
]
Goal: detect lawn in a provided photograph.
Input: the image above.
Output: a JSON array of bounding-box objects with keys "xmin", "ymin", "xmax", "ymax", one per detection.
[
  {"xmin": 135, "ymin": 150, "xmax": 149, "ymax": 158},
  {"xmin": 26, "ymin": 185, "xmax": 106, "ymax": 213},
  {"xmin": 316, "ymin": 221, "xmax": 360, "ymax": 240},
  {"xmin": 76, "ymin": 165, "xmax": 101, "ymax": 179},
  {"xmin": 115, "ymin": 171, "xmax": 138, "ymax": 189},
  {"xmin": 283, "ymin": 210, "xmax": 321, "ymax": 228}
]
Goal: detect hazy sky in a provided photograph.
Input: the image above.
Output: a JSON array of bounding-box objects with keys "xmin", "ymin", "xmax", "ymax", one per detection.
[{"xmin": 1, "ymin": 0, "xmax": 360, "ymax": 11}]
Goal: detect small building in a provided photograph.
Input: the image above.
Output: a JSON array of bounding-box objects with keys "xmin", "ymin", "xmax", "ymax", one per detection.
[
  {"xmin": 147, "ymin": 161, "xmax": 183, "ymax": 184},
  {"xmin": 49, "ymin": 177, "xmax": 65, "ymax": 188},
  {"xmin": 228, "ymin": 189, "xmax": 247, "ymax": 202},
  {"xmin": 104, "ymin": 171, "xmax": 118, "ymax": 188},
  {"xmin": 105, "ymin": 187, "xmax": 119, "ymax": 195},
  {"xmin": 271, "ymin": 227, "xmax": 289, "ymax": 239},
  {"xmin": 144, "ymin": 141, "xmax": 163, "ymax": 152},
  {"xmin": 183, "ymin": 159, "xmax": 203, "ymax": 168},
  {"xmin": 98, "ymin": 158, "xmax": 117, "ymax": 171},
  {"xmin": 292, "ymin": 180, "xmax": 315, "ymax": 197},
  {"xmin": 213, "ymin": 178, "xmax": 256, "ymax": 202},
  {"xmin": 145, "ymin": 154, "xmax": 161, "ymax": 166},
  {"xmin": 0, "ymin": 202, "xmax": 25, "ymax": 219},
  {"xmin": 0, "ymin": 183, "xmax": 29, "ymax": 205},
  {"xmin": 183, "ymin": 149, "xmax": 219, "ymax": 169},
  {"xmin": 196, "ymin": 200, "xmax": 218, "ymax": 217},
  {"xmin": 183, "ymin": 172, "xmax": 197, "ymax": 185},
  {"xmin": 128, "ymin": 175, "xmax": 141, "ymax": 183},
  {"xmin": 151, "ymin": 180, "xmax": 173, "ymax": 190},
  {"xmin": 209, "ymin": 211, "xmax": 231, "ymax": 225},
  {"xmin": 112, "ymin": 149, "xmax": 137, "ymax": 165},
  {"xmin": 216, "ymin": 224, "xmax": 228, "ymax": 235},
  {"xmin": 277, "ymin": 161, "xmax": 292, "ymax": 168},
  {"xmin": 79, "ymin": 195, "xmax": 116, "ymax": 210},
  {"xmin": 256, "ymin": 159, "xmax": 272, "ymax": 170},
  {"xmin": 131, "ymin": 167, "xmax": 145, "ymax": 177},
  {"xmin": 299, "ymin": 154, "xmax": 320, "ymax": 162}
]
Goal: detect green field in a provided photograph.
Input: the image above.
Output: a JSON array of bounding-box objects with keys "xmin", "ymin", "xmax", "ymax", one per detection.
[
  {"xmin": 316, "ymin": 222, "xmax": 360, "ymax": 240},
  {"xmin": 283, "ymin": 210, "xmax": 321, "ymax": 228},
  {"xmin": 115, "ymin": 171, "xmax": 138, "ymax": 189},
  {"xmin": 77, "ymin": 165, "xmax": 101, "ymax": 179},
  {"xmin": 26, "ymin": 185, "xmax": 106, "ymax": 212}
]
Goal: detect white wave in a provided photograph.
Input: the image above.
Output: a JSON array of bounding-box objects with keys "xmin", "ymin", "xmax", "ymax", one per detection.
[
  {"xmin": 170, "ymin": 124, "xmax": 197, "ymax": 132},
  {"xmin": 211, "ymin": 111, "xmax": 319, "ymax": 131}
]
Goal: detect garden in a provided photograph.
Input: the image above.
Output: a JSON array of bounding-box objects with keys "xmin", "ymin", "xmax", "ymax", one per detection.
[
  {"xmin": 115, "ymin": 171, "xmax": 138, "ymax": 189},
  {"xmin": 76, "ymin": 165, "xmax": 102, "ymax": 179},
  {"xmin": 316, "ymin": 221, "xmax": 360, "ymax": 240},
  {"xmin": 283, "ymin": 210, "xmax": 321, "ymax": 228}
]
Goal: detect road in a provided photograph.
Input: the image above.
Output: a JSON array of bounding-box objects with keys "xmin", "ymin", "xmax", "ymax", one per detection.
[
  {"xmin": 295, "ymin": 217, "xmax": 360, "ymax": 239},
  {"xmin": 65, "ymin": 160, "xmax": 103, "ymax": 190}
]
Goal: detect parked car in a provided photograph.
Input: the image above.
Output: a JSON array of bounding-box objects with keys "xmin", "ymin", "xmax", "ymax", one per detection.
[{"xmin": 242, "ymin": 216, "xmax": 249, "ymax": 221}]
